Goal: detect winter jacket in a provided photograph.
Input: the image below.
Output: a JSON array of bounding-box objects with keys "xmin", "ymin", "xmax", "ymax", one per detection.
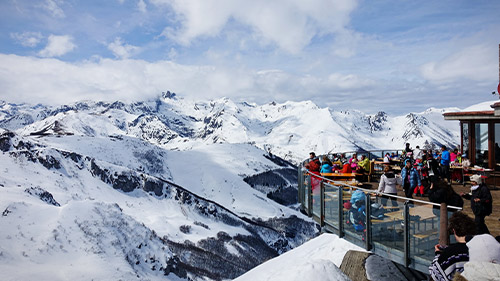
[
  {"xmin": 305, "ymin": 158, "xmax": 321, "ymax": 172},
  {"xmin": 429, "ymin": 187, "xmax": 464, "ymax": 208},
  {"xmin": 341, "ymin": 163, "xmax": 352, "ymax": 173},
  {"xmin": 358, "ymin": 158, "xmax": 370, "ymax": 172},
  {"xmin": 466, "ymin": 234, "xmax": 500, "ymax": 263},
  {"xmin": 441, "ymin": 150, "xmax": 451, "ymax": 166},
  {"xmin": 429, "ymin": 243, "xmax": 469, "ymax": 281},
  {"xmin": 427, "ymin": 158, "xmax": 441, "ymax": 178},
  {"xmin": 457, "ymin": 262, "xmax": 500, "ymax": 281},
  {"xmin": 401, "ymin": 167, "xmax": 421, "ymax": 189},
  {"xmin": 377, "ymin": 172, "xmax": 402, "ymax": 194},
  {"xmin": 320, "ymin": 163, "xmax": 333, "ymax": 173},
  {"xmin": 462, "ymin": 184, "xmax": 493, "ymax": 216},
  {"xmin": 450, "ymin": 152, "xmax": 457, "ymax": 162}
]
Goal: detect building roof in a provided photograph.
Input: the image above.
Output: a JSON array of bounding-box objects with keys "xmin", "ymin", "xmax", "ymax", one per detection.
[{"xmin": 443, "ymin": 110, "xmax": 497, "ymax": 120}]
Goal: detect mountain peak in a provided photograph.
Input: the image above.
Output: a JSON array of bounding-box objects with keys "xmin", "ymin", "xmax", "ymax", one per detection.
[{"xmin": 161, "ymin": 91, "xmax": 177, "ymax": 99}]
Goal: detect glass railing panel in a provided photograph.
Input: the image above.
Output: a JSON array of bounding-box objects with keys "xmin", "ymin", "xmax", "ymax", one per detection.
[
  {"xmin": 324, "ymin": 183, "xmax": 340, "ymax": 229},
  {"xmin": 303, "ymin": 174, "xmax": 310, "ymax": 211},
  {"xmin": 370, "ymin": 195, "xmax": 406, "ymax": 250},
  {"xmin": 407, "ymin": 202, "xmax": 440, "ymax": 262},
  {"xmin": 341, "ymin": 188, "xmax": 367, "ymax": 248},
  {"xmin": 311, "ymin": 175, "xmax": 321, "ymax": 217},
  {"xmin": 409, "ymin": 205, "xmax": 458, "ymax": 263}
]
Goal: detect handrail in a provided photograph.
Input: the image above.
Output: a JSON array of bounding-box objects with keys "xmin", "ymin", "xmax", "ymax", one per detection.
[{"xmin": 304, "ymin": 170, "xmax": 462, "ymax": 210}]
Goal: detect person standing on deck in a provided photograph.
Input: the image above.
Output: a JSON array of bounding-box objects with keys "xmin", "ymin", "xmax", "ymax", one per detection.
[
  {"xmin": 305, "ymin": 152, "xmax": 322, "ymax": 200},
  {"xmin": 401, "ymin": 159, "xmax": 421, "ymax": 199},
  {"xmin": 377, "ymin": 165, "xmax": 401, "ymax": 207},
  {"xmin": 414, "ymin": 145, "xmax": 423, "ymax": 160},
  {"xmin": 460, "ymin": 174, "xmax": 493, "ymax": 235},
  {"xmin": 440, "ymin": 145, "xmax": 451, "ymax": 181},
  {"xmin": 404, "ymin": 142, "xmax": 413, "ymax": 155}
]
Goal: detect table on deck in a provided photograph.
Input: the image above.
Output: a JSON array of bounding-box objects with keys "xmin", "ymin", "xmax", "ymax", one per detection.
[
  {"xmin": 321, "ymin": 172, "xmax": 359, "ymax": 179},
  {"xmin": 384, "ymin": 205, "xmax": 438, "ymax": 254},
  {"xmin": 450, "ymin": 165, "xmax": 492, "ymax": 185},
  {"xmin": 321, "ymin": 173, "xmax": 363, "ymax": 185}
]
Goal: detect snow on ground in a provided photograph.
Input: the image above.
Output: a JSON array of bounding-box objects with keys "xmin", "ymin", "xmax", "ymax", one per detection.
[
  {"xmin": 166, "ymin": 142, "xmax": 300, "ymax": 219},
  {"xmin": 234, "ymin": 233, "xmax": 365, "ymax": 281}
]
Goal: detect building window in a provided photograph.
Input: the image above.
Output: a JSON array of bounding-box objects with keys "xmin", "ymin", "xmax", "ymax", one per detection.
[
  {"xmin": 495, "ymin": 124, "xmax": 500, "ymax": 170},
  {"xmin": 475, "ymin": 123, "xmax": 488, "ymax": 167},
  {"xmin": 462, "ymin": 122, "xmax": 469, "ymax": 156}
]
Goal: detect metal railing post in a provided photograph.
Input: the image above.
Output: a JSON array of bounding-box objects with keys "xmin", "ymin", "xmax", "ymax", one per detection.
[
  {"xmin": 403, "ymin": 201, "xmax": 411, "ymax": 267},
  {"xmin": 320, "ymin": 181, "xmax": 325, "ymax": 226},
  {"xmin": 298, "ymin": 167, "xmax": 303, "ymax": 211},
  {"xmin": 307, "ymin": 175, "xmax": 312, "ymax": 216},
  {"xmin": 338, "ymin": 185, "xmax": 344, "ymax": 238},
  {"xmin": 365, "ymin": 192, "xmax": 372, "ymax": 251}
]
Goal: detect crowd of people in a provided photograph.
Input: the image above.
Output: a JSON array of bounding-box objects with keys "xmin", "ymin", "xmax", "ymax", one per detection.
[{"xmin": 304, "ymin": 144, "xmax": 498, "ymax": 281}]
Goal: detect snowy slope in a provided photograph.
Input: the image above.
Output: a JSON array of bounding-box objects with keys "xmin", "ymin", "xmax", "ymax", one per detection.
[
  {"xmin": 234, "ymin": 233, "xmax": 363, "ymax": 281},
  {"xmin": 0, "ymin": 131, "xmax": 315, "ymax": 281}
]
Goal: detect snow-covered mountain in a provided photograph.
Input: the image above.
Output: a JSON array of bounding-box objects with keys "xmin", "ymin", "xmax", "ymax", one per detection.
[
  {"xmin": 0, "ymin": 92, "xmax": 461, "ymax": 163},
  {"xmin": 0, "ymin": 93, "xmax": 463, "ymax": 280}
]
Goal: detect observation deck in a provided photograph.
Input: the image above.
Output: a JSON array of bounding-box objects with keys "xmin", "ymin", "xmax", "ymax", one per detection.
[{"xmin": 297, "ymin": 149, "xmax": 463, "ymax": 275}]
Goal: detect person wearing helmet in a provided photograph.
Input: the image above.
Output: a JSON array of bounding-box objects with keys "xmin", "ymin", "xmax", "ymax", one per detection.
[{"xmin": 460, "ymin": 174, "xmax": 493, "ymax": 234}]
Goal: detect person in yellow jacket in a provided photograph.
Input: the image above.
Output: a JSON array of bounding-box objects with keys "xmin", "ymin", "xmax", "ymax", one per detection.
[{"xmin": 358, "ymin": 155, "xmax": 370, "ymax": 173}]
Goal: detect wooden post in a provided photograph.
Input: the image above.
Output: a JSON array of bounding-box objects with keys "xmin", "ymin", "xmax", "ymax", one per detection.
[{"xmin": 439, "ymin": 203, "xmax": 449, "ymax": 246}]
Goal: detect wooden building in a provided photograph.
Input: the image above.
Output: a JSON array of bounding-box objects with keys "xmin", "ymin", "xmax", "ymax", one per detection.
[{"xmin": 443, "ymin": 101, "xmax": 500, "ymax": 171}]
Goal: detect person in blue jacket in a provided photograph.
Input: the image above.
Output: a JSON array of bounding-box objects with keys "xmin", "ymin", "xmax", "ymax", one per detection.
[
  {"xmin": 401, "ymin": 159, "xmax": 421, "ymax": 199},
  {"xmin": 320, "ymin": 156, "xmax": 333, "ymax": 173},
  {"xmin": 440, "ymin": 145, "xmax": 451, "ymax": 181}
]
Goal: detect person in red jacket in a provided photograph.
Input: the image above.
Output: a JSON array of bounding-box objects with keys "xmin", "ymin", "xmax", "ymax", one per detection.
[
  {"xmin": 305, "ymin": 152, "xmax": 321, "ymax": 173},
  {"xmin": 305, "ymin": 152, "xmax": 322, "ymax": 197}
]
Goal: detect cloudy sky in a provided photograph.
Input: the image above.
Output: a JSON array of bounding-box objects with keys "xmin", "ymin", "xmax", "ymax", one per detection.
[{"xmin": 0, "ymin": 0, "xmax": 499, "ymax": 114}]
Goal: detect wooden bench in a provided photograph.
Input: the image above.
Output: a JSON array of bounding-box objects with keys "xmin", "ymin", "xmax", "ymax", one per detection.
[{"xmin": 412, "ymin": 229, "xmax": 438, "ymax": 254}]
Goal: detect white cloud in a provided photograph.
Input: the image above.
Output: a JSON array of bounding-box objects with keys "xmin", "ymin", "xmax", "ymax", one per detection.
[
  {"xmin": 154, "ymin": 0, "xmax": 358, "ymax": 54},
  {"xmin": 326, "ymin": 73, "xmax": 375, "ymax": 89},
  {"xmin": 420, "ymin": 44, "xmax": 497, "ymax": 83},
  {"xmin": 0, "ymin": 54, "xmax": 494, "ymax": 115},
  {"xmin": 137, "ymin": 0, "xmax": 147, "ymax": 13},
  {"xmin": 38, "ymin": 35, "xmax": 76, "ymax": 57},
  {"xmin": 10, "ymin": 32, "xmax": 44, "ymax": 48},
  {"xmin": 0, "ymin": 54, "xmax": 373, "ymax": 106},
  {"xmin": 107, "ymin": 37, "xmax": 141, "ymax": 59},
  {"xmin": 40, "ymin": 0, "xmax": 65, "ymax": 18}
]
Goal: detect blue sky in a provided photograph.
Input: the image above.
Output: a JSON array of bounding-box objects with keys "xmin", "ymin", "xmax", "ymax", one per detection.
[{"xmin": 0, "ymin": 0, "xmax": 499, "ymax": 115}]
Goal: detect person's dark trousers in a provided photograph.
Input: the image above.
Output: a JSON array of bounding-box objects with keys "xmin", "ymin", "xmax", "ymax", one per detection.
[
  {"xmin": 475, "ymin": 215, "xmax": 490, "ymax": 234},
  {"xmin": 440, "ymin": 165, "xmax": 450, "ymax": 181},
  {"xmin": 403, "ymin": 186, "xmax": 413, "ymax": 199}
]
